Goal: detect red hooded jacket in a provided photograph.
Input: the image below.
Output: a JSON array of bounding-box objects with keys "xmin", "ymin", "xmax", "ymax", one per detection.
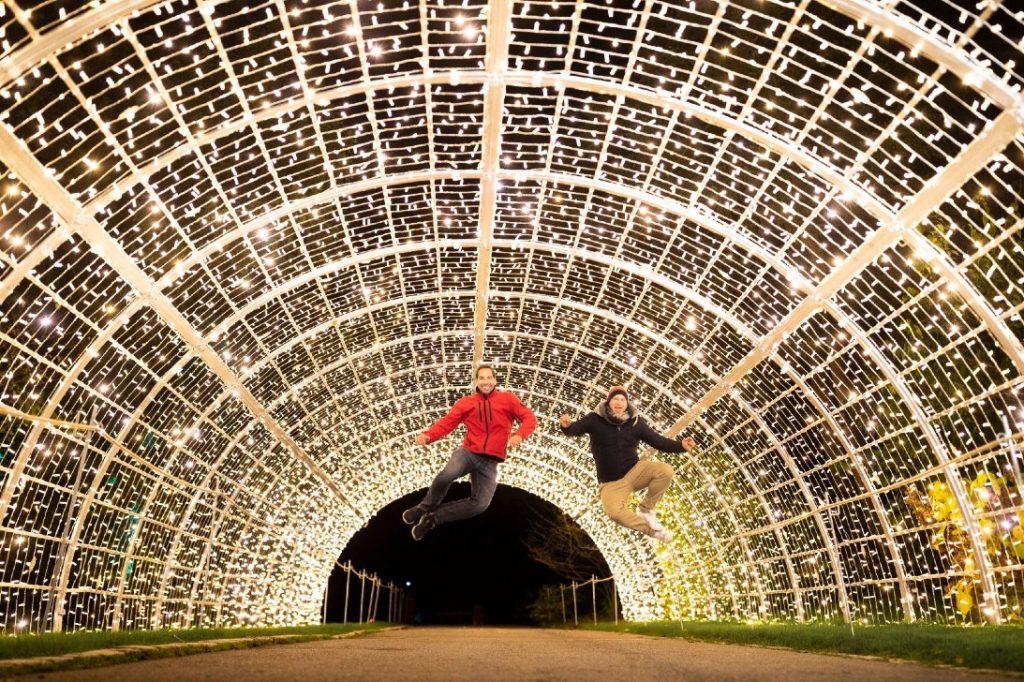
[{"xmin": 422, "ymin": 389, "xmax": 536, "ymax": 460}]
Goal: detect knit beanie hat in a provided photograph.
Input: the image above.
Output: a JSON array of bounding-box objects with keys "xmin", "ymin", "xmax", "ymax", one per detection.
[{"xmin": 607, "ymin": 386, "xmax": 628, "ymax": 401}]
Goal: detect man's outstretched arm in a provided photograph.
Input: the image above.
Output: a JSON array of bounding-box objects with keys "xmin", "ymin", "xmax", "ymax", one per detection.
[
  {"xmin": 559, "ymin": 413, "xmax": 592, "ymax": 436},
  {"xmin": 417, "ymin": 399, "xmax": 470, "ymax": 445},
  {"xmin": 638, "ymin": 420, "xmax": 696, "ymax": 453}
]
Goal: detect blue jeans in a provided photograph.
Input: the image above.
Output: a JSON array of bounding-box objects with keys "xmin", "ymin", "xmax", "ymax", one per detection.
[{"xmin": 417, "ymin": 447, "xmax": 499, "ymax": 525}]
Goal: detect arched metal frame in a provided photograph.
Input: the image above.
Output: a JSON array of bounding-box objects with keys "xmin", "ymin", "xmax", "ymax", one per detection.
[{"xmin": 0, "ymin": 0, "xmax": 1022, "ymax": 631}]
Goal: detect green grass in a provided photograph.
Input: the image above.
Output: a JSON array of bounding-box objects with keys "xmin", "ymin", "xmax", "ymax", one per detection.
[
  {"xmin": 0, "ymin": 622, "xmax": 389, "ymax": 672},
  {"xmin": 582, "ymin": 621, "xmax": 1024, "ymax": 673}
]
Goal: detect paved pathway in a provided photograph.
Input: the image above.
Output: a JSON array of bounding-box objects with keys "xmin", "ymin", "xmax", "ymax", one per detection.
[{"xmin": 23, "ymin": 627, "xmax": 1016, "ymax": 681}]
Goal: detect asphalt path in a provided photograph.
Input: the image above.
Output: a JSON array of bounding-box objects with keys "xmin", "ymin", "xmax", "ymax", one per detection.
[{"xmin": 24, "ymin": 627, "xmax": 1016, "ymax": 681}]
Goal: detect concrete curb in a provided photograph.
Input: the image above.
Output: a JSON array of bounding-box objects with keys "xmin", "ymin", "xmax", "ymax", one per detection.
[
  {"xmin": 598, "ymin": 627, "xmax": 1024, "ymax": 680},
  {"xmin": 0, "ymin": 625, "xmax": 404, "ymax": 677}
]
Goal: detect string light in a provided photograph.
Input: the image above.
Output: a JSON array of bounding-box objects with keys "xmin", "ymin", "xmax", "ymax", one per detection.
[{"xmin": 0, "ymin": 0, "xmax": 1021, "ymax": 635}]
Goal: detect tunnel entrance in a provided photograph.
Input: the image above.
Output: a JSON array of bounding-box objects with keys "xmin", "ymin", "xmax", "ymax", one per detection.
[{"xmin": 326, "ymin": 484, "xmax": 611, "ymax": 626}]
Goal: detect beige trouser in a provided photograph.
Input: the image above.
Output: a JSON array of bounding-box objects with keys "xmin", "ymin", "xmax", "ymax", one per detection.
[{"xmin": 599, "ymin": 460, "xmax": 675, "ymax": 536}]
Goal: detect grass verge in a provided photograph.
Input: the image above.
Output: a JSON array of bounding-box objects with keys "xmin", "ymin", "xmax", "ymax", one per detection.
[
  {"xmin": 582, "ymin": 621, "xmax": 1024, "ymax": 673},
  {"xmin": 0, "ymin": 622, "xmax": 392, "ymax": 675}
]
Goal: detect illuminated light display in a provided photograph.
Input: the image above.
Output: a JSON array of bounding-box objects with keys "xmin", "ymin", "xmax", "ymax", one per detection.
[{"xmin": 0, "ymin": 0, "xmax": 1022, "ymax": 632}]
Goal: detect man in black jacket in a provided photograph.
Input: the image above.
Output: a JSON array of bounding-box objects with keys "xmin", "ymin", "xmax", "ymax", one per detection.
[{"xmin": 559, "ymin": 386, "xmax": 695, "ymax": 543}]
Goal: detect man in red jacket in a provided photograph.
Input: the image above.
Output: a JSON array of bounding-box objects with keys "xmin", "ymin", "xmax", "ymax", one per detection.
[{"xmin": 403, "ymin": 365, "xmax": 537, "ymax": 541}]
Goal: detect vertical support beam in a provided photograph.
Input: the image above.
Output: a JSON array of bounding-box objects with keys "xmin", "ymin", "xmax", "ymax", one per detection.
[
  {"xmin": 344, "ymin": 563, "xmax": 351, "ymax": 624},
  {"xmin": 472, "ymin": 0, "xmax": 514, "ymax": 366}
]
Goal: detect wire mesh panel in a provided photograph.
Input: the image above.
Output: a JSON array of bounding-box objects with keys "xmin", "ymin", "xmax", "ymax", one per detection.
[{"xmin": 0, "ymin": 0, "xmax": 1022, "ymax": 631}]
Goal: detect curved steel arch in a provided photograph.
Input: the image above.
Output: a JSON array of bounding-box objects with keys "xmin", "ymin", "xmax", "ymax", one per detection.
[
  {"xmin": 171, "ymin": 317, "xmax": 827, "ymax": 618},
  {"xmin": 277, "ymin": 364, "xmax": 782, "ymax": 619},
  {"xmin": 6, "ymin": 77, "xmax": 1019, "ymax": 544},
  {"xmin": 1, "ymin": 0, "xmax": 1014, "ymax": 111},
  {"xmin": 66, "ymin": 245, "xmax": 891, "ymax": 622},
  {"xmin": 39, "ymin": 301, "xmax": 917, "ymax": 622},
  {"xmin": 16, "ymin": 186, "xmax": 987, "ymax": 622},
  {"xmin": 2, "ymin": 0, "xmax": 1019, "ymax": 385},
  {"xmin": 8, "ymin": 87, "xmax": 1015, "ymax": 436},
  {"xmin": 0, "ymin": 0, "xmax": 1019, "ymax": 626},
  {"xmin": 40, "ymin": 341, "xmax": 356, "ymax": 630},
  {"xmin": 6, "ymin": 70, "xmax": 1018, "ymax": 378},
  {"xmin": 122, "ymin": 235, "xmax": 816, "ymax": 493},
  {"xmin": 159, "ymin": 229, "xmax": 934, "ymax": 617},
  {"xmin": 139, "ymin": 320, "xmax": 801, "ymax": 623},
  {"xmin": 10, "ymin": 69, "xmax": 1012, "ymax": 384},
  {"xmin": 0, "ymin": 124, "xmax": 356, "ymax": 520},
  {"xmin": 222, "ymin": 288, "xmax": 918, "ymax": 618}
]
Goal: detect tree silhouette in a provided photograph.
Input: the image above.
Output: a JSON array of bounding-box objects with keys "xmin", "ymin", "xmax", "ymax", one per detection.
[{"xmin": 521, "ymin": 505, "xmax": 608, "ymax": 583}]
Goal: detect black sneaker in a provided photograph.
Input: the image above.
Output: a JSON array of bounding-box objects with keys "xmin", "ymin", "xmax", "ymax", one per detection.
[
  {"xmin": 402, "ymin": 506, "xmax": 425, "ymax": 526},
  {"xmin": 411, "ymin": 513, "xmax": 436, "ymax": 541}
]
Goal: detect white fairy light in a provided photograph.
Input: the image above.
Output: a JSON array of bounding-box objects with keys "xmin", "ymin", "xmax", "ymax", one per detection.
[{"xmin": 0, "ymin": 0, "xmax": 1019, "ymax": 635}]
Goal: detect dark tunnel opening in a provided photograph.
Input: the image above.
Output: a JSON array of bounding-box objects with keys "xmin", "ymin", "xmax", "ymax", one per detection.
[{"xmin": 326, "ymin": 484, "xmax": 612, "ymax": 626}]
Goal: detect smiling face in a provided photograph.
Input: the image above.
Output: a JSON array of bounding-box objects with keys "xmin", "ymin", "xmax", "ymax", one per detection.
[
  {"xmin": 475, "ymin": 367, "xmax": 496, "ymax": 394},
  {"xmin": 609, "ymin": 394, "xmax": 628, "ymax": 415}
]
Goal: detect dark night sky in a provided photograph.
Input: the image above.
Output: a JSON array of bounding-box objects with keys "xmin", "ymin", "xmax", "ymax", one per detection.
[{"xmin": 328, "ymin": 484, "xmax": 609, "ymax": 625}]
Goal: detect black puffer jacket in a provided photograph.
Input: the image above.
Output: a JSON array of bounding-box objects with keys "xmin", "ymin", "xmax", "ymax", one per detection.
[{"xmin": 560, "ymin": 399, "xmax": 687, "ymax": 483}]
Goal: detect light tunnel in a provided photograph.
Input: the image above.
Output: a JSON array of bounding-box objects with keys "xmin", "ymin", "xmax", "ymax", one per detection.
[{"xmin": 0, "ymin": 0, "xmax": 1023, "ymax": 633}]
